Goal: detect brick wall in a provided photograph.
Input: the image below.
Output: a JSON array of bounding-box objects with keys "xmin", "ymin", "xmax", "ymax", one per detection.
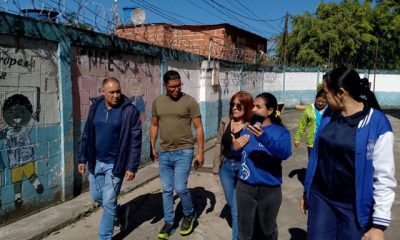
[{"xmin": 117, "ymin": 25, "xmax": 264, "ymax": 63}]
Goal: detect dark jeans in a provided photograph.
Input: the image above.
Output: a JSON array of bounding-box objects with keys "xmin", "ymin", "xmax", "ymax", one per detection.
[
  {"xmin": 236, "ymin": 180, "xmax": 282, "ymax": 240},
  {"xmin": 307, "ymin": 186, "xmax": 366, "ymax": 240}
]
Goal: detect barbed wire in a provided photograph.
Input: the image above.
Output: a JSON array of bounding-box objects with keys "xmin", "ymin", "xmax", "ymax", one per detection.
[
  {"xmin": 1, "ymin": 0, "xmax": 118, "ymax": 34},
  {"xmin": 2, "ymin": 0, "xmax": 270, "ymax": 64}
]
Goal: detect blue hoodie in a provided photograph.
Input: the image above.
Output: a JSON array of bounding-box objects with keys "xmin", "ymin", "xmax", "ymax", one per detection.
[{"xmin": 238, "ymin": 123, "xmax": 292, "ymax": 186}]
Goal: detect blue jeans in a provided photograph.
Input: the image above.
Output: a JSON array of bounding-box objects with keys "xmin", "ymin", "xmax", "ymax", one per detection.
[
  {"xmin": 89, "ymin": 160, "xmax": 123, "ymax": 240},
  {"xmin": 219, "ymin": 158, "xmax": 240, "ymax": 240},
  {"xmin": 158, "ymin": 148, "xmax": 194, "ymax": 224}
]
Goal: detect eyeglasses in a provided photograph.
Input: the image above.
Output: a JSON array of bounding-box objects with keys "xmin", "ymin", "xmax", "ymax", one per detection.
[
  {"xmin": 230, "ymin": 102, "xmax": 244, "ymax": 110},
  {"xmin": 166, "ymin": 84, "xmax": 183, "ymax": 90}
]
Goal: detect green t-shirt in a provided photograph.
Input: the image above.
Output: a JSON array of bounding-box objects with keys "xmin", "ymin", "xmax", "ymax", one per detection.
[{"xmin": 152, "ymin": 93, "xmax": 201, "ymax": 152}]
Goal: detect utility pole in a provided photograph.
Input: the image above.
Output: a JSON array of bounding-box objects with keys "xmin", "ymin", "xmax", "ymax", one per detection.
[
  {"xmin": 283, "ymin": 12, "xmax": 289, "ymax": 67},
  {"xmin": 372, "ymin": 40, "xmax": 378, "ymax": 92}
]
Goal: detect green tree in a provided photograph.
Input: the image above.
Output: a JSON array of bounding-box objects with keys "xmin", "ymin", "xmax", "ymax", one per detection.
[
  {"xmin": 275, "ymin": 0, "xmax": 400, "ymax": 70},
  {"xmin": 371, "ymin": 0, "xmax": 400, "ymax": 69}
]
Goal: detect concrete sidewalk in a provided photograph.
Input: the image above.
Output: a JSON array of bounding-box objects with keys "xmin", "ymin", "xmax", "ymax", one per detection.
[{"xmin": 1, "ymin": 109, "xmax": 399, "ymax": 240}]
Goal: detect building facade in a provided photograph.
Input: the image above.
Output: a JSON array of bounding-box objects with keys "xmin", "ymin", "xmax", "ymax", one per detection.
[{"xmin": 116, "ymin": 23, "xmax": 268, "ymax": 63}]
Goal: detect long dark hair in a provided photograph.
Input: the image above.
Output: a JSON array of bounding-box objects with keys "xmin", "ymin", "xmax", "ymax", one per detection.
[
  {"xmin": 324, "ymin": 67, "xmax": 381, "ymax": 110},
  {"xmin": 255, "ymin": 92, "xmax": 282, "ymax": 125}
]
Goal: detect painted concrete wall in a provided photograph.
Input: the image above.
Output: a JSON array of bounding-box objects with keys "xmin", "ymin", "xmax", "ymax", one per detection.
[
  {"xmin": 1, "ymin": 12, "xmax": 399, "ymax": 225},
  {"xmin": 263, "ymin": 70, "xmax": 400, "ymax": 108},
  {"xmin": 0, "ymin": 36, "xmax": 62, "ymax": 224}
]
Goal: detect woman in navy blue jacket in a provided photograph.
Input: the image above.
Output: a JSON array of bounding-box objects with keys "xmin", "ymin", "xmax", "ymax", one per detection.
[
  {"xmin": 232, "ymin": 92, "xmax": 292, "ymax": 240},
  {"xmin": 301, "ymin": 67, "xmax": 396, "ymax": 240}
]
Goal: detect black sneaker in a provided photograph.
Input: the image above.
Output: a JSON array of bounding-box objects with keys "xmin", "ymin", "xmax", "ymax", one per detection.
[
  {"xmin": 158, "ymin": 222, "xmax": 174, "ymax": 239},
  {"xmin": 15, "ymin": 198, "xmax": 23, "ymax": 208},
  {"xmin": 35, "ymin": 183, "xmax": 44, "ymax": 194},
  {"xmin": 179, "ymin": 214, "xmax": 195, "ymax": 235}
]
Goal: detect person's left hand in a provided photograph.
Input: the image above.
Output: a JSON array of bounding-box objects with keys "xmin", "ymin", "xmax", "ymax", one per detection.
[
  {"xmin": 300, "ymin": 194, "xmax": 308, "ymax": 214},
  {"xmin": 124, "ymin": 171, "xmax": 135, "ymax": 181},
  {"xmin": 193, "ymin": 153, "xmax": 204, "ymax": 169},
  {"xmin": 247, "ymin": 124, "xmax": 263, "ymax": 137},
  {"xmin": 362, "ymin": 228, "xmax": 385, "ymax": 240}
]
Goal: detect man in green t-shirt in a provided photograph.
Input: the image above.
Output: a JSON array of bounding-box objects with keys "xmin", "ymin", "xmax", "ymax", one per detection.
[{"xmin": 150, "ymin": 70, "xmax": 204, "ymax": 239}]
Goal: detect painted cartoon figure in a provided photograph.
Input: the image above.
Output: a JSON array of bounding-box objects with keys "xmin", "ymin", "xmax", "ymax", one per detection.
[{"xmin": 1, "ymin": 93, "xmax": 43, "ymax": 208}]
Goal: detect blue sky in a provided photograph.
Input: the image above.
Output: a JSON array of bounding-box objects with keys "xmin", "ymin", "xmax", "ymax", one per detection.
[{"xmin": 2, "ymin": 0, "xmax": 339, "ymax": 39}]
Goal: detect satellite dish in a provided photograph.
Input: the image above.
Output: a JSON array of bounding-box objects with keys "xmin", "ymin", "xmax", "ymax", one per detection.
[{"xmin": 131, "ymin": 8, "xmax": 145, "ymax": 25}]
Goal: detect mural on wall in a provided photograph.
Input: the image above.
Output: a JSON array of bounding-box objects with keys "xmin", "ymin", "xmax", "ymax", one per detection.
[
  {"xmin": 0, "ymin": 90, "xmax": 43, "ymax": 208},
  {"xmin": 0, "ymin": 39, "xmax": 60, "ymax": 218}
]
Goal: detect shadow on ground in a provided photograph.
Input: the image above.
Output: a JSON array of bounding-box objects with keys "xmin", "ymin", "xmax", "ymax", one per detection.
[
  {"xmin": 219, "ymin": 204, "xmax": 233, "ymax": 228},
  {"xmin": 113, "ymin": 186, "xmax": 216, "ymax": 239},
  {"xmin": 288, "ymin": 168, "xmax": 306, "ymax": 186},
  {"xmin": 289, "ymin": 228, "xmax": 307, "ymax": 240}
]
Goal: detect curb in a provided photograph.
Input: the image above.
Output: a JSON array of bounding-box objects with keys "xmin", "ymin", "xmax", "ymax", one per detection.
[
  {"xmin": 0, "ymin": 139, "xmax": 216, "ymax": 240},
  {"xmin": 0, "ymin": 162, "xmax": 160, "ymax": 240}
]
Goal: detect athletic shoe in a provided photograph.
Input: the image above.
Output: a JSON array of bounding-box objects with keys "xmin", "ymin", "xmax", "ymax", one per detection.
[
  {"xmin": 179, "ymin": 214, "xmax": 195, "ymax": 235},
  {"xmin": 158, "ymin": 222, "xmax": 174, "ymax": 239}
]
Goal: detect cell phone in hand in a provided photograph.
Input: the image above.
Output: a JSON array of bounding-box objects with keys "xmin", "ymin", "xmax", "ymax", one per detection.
[{"xmin": 250, "ymin": 114, "xmax": 265, "ymax": 126}]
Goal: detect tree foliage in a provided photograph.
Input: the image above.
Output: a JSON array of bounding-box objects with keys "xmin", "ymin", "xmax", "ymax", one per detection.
[{"xmin": 275, "ymin": 0, "xmax": 400, "ymax": 70}]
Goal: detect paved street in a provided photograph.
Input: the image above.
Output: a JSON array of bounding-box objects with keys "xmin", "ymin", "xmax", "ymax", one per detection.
[
  {"xmin": 42, "ymin": 109, "xmax": 310, "ymax": 240},
  {"xmin": 8, "ymin": 109, "xmax": 400, "ymax": 240}
]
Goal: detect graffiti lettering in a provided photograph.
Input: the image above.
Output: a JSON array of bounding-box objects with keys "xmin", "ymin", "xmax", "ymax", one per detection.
[
  {"xmin": 78, "ymin": 48, "xmax": 117, "ymax": 71},
  {"xmin": 78, "ymin": 48, "xmax": 134, "ymax": 73},
  {"xmin": 0, "ymin": 56, "xmax": 31, "ymax": 68},
  {"xmin": 0, "ymin": 72, "xmax": 6, "ymax": 79},
  {"xmin": 108, "ymin": 52, "xmax": 114, "ymax": 72}
]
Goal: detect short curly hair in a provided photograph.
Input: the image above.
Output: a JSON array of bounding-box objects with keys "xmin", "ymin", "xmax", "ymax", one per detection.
[{"xmin": 3, "ymin": 94, "xmax": 33, "ymax": 114}]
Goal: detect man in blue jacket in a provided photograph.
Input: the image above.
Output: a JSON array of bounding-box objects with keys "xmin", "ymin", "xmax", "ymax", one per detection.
[{"xmin": 78, "ymin": 77, "xmax": 142, "ymax": 240}]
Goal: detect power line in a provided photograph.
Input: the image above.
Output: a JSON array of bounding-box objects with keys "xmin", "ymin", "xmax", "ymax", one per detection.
[
  {"xmin": 130, "ymin": 0, "xmax": 185, "ymax": 25},
  {"xmin": 222, "ymin": 0, "xmax": 281, "ymax": 35},
  {"xmin": 201, "ymin": 0, "xmax": 255, "ymax": 29},
  {"xmin": 144, "ymin": 0, "xmax": 204, "ymax": 24},
  {"xmin": 231, "ymin": 0, "xmax": 283, "ymax": 33},
  {"xmin": 203, "ymin": 0, "xmax": 272, "ymax": 38},
  {"xmin": 187, "ymin": 0, "xmax": 234, "ymax": 24}
]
